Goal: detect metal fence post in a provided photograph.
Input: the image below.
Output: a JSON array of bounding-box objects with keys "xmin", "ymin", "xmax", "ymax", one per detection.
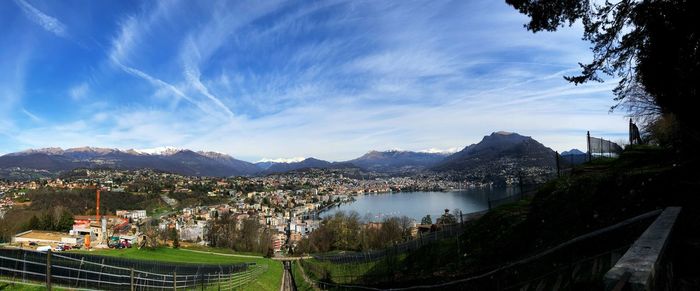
[
  {"xmin": 130, "ymin": 268, "xmax": 135, "ymax": 291},
  {"xmin": 46, "ymin": 250, "xmax": 52, "ymax": 291},
  {"xmin": 587, "ymin": 131, "xmax": 591, "ymax": 162}
]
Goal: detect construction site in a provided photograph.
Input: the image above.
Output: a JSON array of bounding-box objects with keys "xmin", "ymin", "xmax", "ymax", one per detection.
[{"xmin": 9, "ymin": 189, "xmax": 140, "ymax": 251}]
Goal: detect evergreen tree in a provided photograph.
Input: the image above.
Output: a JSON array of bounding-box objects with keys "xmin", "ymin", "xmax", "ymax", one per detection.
[
  {"xmin": 421, "ymin": 215, "xmax": 432, "ymax": 225},
  {"xmin": 171, "ymin": 228, "xmax": 180, "ymax": 249},
  {"xmin": 506, "ymin": 0, "xmax": 700, "ymax": 145},
  {"xmin": 57, "ymin": 211, "xmax": 74, "ymax": 232},
  {"xmin": 27, "ymin": 215, "xmax": 40, "ymax": 230},
  {"xmin": 40, "ymin": 213, "xmax": 54, "ymax": 230}
]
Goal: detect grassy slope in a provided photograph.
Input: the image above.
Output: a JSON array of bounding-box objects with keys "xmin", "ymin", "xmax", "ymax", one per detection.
[
  {"xmin": 292, "ymin": 261, "xmax": 315, "ymax": 291},
  {"xmin": 301, "ymin": 146, "xmax": 699, "ymax": 287},
  {"xmin": 70, "ymin": 247, "xmax": 255, "ymax": 264},
  {"xmin": 69, "ymin": 247, "xmax": 283, "ymax": 291},
  {"xmin": 0, "ymin": 282, "xmax": 64, "ymax": 291},
  {"xmin": 239, "ymin": 262, "xmax": 283, "ymax": 291}
]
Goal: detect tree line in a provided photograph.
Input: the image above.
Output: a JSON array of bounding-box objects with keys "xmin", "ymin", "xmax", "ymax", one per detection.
[
  {"xmin": 24, "ymin": 206, "xmax": 75, "ymax": 232},
  {"xmin": 296, "ymin": 209, "xmax": 461, "ymax": 254},
  {"xmin": 297, "ymin": 211, "xmax": 409, "ymax": 254},
  {"xmin": 206, "ymin": 212, "xmax": 273, "ymax": 256}
]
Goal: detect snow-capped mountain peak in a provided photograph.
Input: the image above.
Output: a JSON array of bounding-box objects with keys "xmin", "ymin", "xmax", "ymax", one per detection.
[
  {"xmin": 418, "ymin": 147, "xmax": 460, "ymax": 154},
  {"xmin": 197, "ymin": 151, "xmax": 233, "ymax": 160},
  {"xmin": 256, "ymin": 157, "xmax": 306, "ymax": 163},
  {"xmin": 134, "ymin": 146, "xmax": 183, "ymax": 156}
]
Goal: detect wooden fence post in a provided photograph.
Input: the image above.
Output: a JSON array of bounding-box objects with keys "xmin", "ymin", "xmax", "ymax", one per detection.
[
  {"xmin": 130, "ymin": 268, "xmax": 135, "ymax": 291},
  {"xmin": 46, "ymin": 250, "xmax": 52, "ymax": 291},
  {"xmin": 173, "ymin": 272, "xmax": 177, "ymax": 290},
  {"xmin": 22, "ymin": 252, "xmax": 27, "ymax": 283}
]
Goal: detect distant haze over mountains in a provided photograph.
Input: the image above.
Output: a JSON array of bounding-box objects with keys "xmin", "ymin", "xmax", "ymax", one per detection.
[
  {"xmin": 561, "ymin": 149, "xmax": 585, "ymax": 156},
  {"xmin": 0, "ymin": 131, "xmax": 560, "ymax": 177},
  {"xmin": 348, "ymin": 150, "xmax": 449, "ymax": 173}
]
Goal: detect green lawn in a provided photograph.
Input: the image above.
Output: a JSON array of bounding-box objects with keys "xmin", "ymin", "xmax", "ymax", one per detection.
[
  {"xmin": 301, "ymin": 253, "xmax": 407, "ymax": 285},
  {"xmin": 239, "ymin": 261, "xmax": 283, "ymax": 291},
  {"xmin": 0, "ymin": 277, "xmax": 72, "ymax": 291},
  {"xmin": 292, "ymin": 261, "xmax": 316, "ymax": 291},
  {"xmin": 69, "ymin": 247, "xmax": 254, "ymax": 264},
  {"xmin": 181, "ymin": 245, "xmax": 265, "ymax": 257},
  {"xmin": 68, "ymin": 247, "xmax": 283, "ymax": 291}
]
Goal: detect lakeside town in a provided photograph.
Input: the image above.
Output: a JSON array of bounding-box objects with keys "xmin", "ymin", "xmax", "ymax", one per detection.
[{"xmin": 0, "ymin": 167, "xmax": 506, "ymax": 254}]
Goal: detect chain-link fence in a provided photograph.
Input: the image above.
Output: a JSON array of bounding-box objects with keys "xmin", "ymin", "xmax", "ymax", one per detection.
[
  {"xmin": 587, "ymin": 131, "xmax": 624, "ymax": 159},
  {"xmin": 0, "ymin": 248, "xmax": 266, "ymax": 290}
]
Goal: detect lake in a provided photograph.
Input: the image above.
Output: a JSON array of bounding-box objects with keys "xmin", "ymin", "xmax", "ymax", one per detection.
[{"xmin": 321, "ymin": 187, "xmax": 520, "ymax": 222}]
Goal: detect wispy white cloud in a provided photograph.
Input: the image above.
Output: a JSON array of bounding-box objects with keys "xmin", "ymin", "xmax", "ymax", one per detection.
[
  {"xmin": 21, "ymin": 108, "xmax": 41, "ymax": 122},
  {"xmin": 14, "ymin": 0, "xmax": 67, "ymax": 37},
  {"xmin": 1, "ymin": 1, "xmax": 629, "ymax": 160},
  {"xmin": 69, "ymin": 82, "xmax": 89, "ymax": 100}
]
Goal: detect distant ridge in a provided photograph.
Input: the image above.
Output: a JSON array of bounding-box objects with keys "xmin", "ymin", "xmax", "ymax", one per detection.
[
  {"xmin": 262, "ymin": 158, "xmax": 356, "ymax": 174},
  {"xmin": 560, "ymin": 148, "xmax": 588, "ymax": 165},
  {"xmin": 561, "ymin": 149, "xmax": 585, "ymax": 156},
  {"xmin": 347, "ymin": 150, "xmax": 448, "ymax": 172},
  {"xmin": 0, "ymin": 147, "xmax": 259, "ymax": 177},
  {"xmin": 433, "ymin": 132, "xmax": 557, "ymax": 179},
  {"xmin": 1, "ymin": 132, "xmax": 561, "ymax": 177}
]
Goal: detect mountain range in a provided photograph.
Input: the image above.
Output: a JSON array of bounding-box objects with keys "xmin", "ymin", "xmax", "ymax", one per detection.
[
  {"xmin": 0, "ymin": 131, "xmax": 560, "ymax": 178},
  {"xmin": 432, "ymin": 131, "xmax": 557, "ymax": 174},
  {"xmin": 560, "ymin": 148, "xmax": 588, "ymax": 165},
  {"xmin": 348, "ymin": 150, "xmax": 449, "ymax": 172},
  {"xmin": 259, "ymin": 158, "xmax": 357, "ymax": 174},
  {"xmin": 0, "ymin": 147, "xmax": 260, "ymax": 177}
]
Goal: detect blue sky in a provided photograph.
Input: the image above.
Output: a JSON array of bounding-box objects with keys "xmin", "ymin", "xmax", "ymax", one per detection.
[{"xmin": 0, "ymin": 0, "xmax": 627, "ymax": 162}]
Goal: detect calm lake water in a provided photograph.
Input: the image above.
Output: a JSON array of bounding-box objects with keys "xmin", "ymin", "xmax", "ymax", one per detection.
[{"xmin": 322, "ymin": 187, "xmax": 519, "ymax": 222}]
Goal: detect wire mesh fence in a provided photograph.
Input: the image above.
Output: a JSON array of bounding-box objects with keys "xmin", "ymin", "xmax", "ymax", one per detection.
[
  {"xmin": 587, "ymin": 131, "xmax": 624, "ymax": 159},
  {"xmin": 298, "ymin": 209, "xmax": 661, "ymax": 290},
  {"xmin": 311, "ymin": 223, "xmax": 465, "ymax": 264},
  {"xmin": 0, "ymin": 248, "xmax": 266, "ymax": 290},
  {"xmin": 312, "ymin": 182, "xmax": 543, "ymax": 266}
]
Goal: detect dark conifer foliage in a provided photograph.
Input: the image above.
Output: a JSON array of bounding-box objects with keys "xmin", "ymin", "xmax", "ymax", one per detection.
[{"xmin": 507, "ymin": 0, "xmax": 700, "ymax": 143}]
